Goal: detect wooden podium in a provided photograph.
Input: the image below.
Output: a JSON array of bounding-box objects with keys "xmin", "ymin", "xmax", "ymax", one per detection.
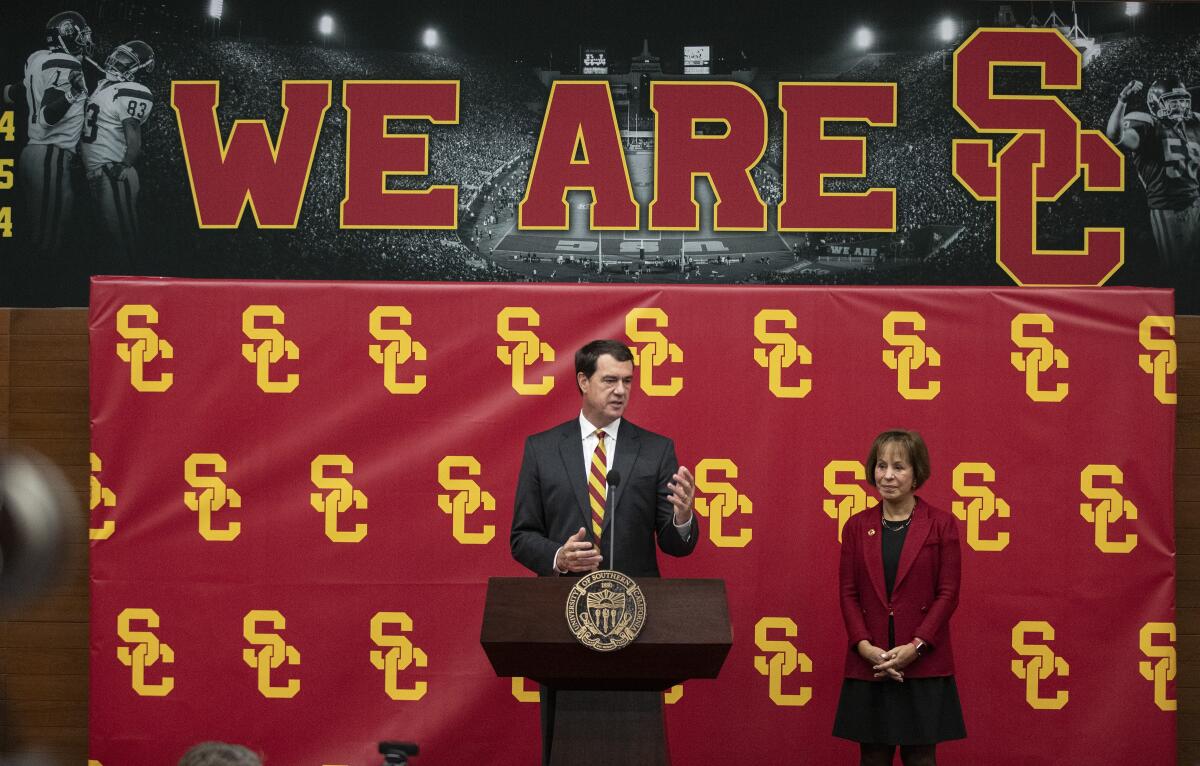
[{"xmin": 480, "ymin": 577, "xmax": 732, "ymax": 766}]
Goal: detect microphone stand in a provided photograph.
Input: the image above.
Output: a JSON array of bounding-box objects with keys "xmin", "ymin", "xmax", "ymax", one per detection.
[{"xmin": 605, "ymin": 470, "xmax": 621, "ymax": 572}]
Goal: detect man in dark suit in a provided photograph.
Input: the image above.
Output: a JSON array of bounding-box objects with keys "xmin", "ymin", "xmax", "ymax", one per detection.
[
  {"xmin": 511, "ymin": 338, "xmax": 698, "ymax": 577},
  {"xmin": 509, "ymin": 339, "xmax": 699, "ymax": 764}
]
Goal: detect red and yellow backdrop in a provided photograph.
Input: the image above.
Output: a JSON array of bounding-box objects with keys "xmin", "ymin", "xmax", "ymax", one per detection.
[{"xmin": 87, "ymin": 278, "xmax": 1176, "ymax": 764}]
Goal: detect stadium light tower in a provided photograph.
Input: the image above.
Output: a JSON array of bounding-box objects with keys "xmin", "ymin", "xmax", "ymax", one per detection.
[
  {"xmin": 207, "ymin": 0, "xmax": 223, "ymax": 38},
  {"xmin": 938, "ymin": 17, "xmax": 958, "ymax": 43},
  {"xmin": 319, "ymin": 14, "xmax": 335, "ymax": 46},
  {"xmin": 423, "ymin": 27, "xmax": 440, "ymax": 50},
  {"xmin": 854, "ymin": 26, "xmax": 874, "ymax": 51}
]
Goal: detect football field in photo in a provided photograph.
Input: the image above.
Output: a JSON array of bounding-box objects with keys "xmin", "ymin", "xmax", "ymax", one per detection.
[{"xmin": 494, "ymin": 151, "xmax": 795, "ymax": 280}]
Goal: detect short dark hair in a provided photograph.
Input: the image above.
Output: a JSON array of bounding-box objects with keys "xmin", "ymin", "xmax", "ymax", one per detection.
[
  {"xmin": 575, "ymin": 340, "xmax": 634, "ymax": 392},
  {"xmin": 178, "ymin": 742, "xmax": 262, "ymax": 766},
  {"xmin": 866, "ymin": 429, "xmax": 931, "ymax": 489}
]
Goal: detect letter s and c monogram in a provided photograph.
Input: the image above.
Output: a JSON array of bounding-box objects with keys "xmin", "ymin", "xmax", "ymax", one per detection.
[
  {"xmin": 626, "ymin": 307, "xmax": 683, "ymax": 396},
  {"xmin": 882, "ymin": 311, "xmax": 940, "ymax": 400},
  {"xmin": 90, "ymin": 452, "xmax": 116, "ymax": 540},
  {"xmin": 694, "ymin": 458, "xmax": 752, "ymax": 548},
  {"xmin": 1011, "ymin": 620, "xmax": 1069, "ymax": 709},
  {"xmin": 1010, "ymin": 313, "xmax": 1068, "ymax": 402},
  {"xmin": 437, "ymin": 456, "xmax": 496, "ymax": 544},
  {"xmin": 1139, "ymin": 622, "xmax": 1176, "ymax": 712},
  {"xmin": 497, "ymin": 307, "xmax": 555, "ymax": 395},
  {"xmin": 754, "ymin": 309, "xmax": 812, "ymax": 398},
  {"xmin": 311, "ymin": 454, "xmax": 368, "ymax": 543},
  {"xmin": 1079, "ymin": 465, "xmax": 1138, "ymax": 553},
  {"xmin": 951, "ymin": 462, "xmax": 1010, "ymax": 551},
  {"xmin": 952, "ymin": 28, "xmax": 1123, "ymax": 287},
  {"xmin": 184, "ymin": 453, "xmax": 242, "ymax": 541},
  {"xmin": 1139, "ymin": 316, "xmax": 1176, "ymax": 405},
  {"xmin": 823, "ymin": 460, "xmax": 878, "ymax": 543},
  {"xmin": 370, "ymin": 611, "xmax": 428, "ymax": 701},
  {"xmin": 243, "ymin": 610, "xmax": 301, "ymax": 698},
  {"xmin": 116, "ymin": 304, "xmax": 173, "ymax": 392},
  {"xmin": 117, "ymin": 608, "xmax": 175, "ymax": 696},
  {"xmin": 369, "ymin": 306, "xmax": 427, "ymax": 394},
  {"xmin": 753, "ymin": 617, "xmax": 812, "ymax": 706},
  {"xmin": 242, "ymin": 305, "xmax": 300, "ymax": 393}
]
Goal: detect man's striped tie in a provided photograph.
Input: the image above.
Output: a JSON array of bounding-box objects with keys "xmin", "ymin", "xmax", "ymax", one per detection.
[{"xmin": 588, "ymin": 430, "xmax": 608, "ymax": 538}]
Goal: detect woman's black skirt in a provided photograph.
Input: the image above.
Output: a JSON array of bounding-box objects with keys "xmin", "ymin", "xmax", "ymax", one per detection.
[{"xmin": 832, "ymin": 675, "xmax": 966, "ymax": 746}]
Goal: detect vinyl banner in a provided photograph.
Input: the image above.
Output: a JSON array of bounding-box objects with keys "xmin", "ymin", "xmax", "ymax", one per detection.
[
  {"xmin": 88, "ymin": 278, "xmax": 1177, "ymax": 765},
  {"xmin": 5, "ymin": 3, "xmax": 1200, "ymax": 310}
]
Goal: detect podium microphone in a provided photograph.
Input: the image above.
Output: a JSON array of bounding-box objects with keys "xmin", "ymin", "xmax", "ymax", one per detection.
[{"xmin": 605, "ymin": 470, "xmax": 621, "ymax": 571}]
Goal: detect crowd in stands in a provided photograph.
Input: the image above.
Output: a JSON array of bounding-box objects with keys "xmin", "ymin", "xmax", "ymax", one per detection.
[{"xmin": 70, "ymin": 17, "xmax": 546, "ymax": 283}]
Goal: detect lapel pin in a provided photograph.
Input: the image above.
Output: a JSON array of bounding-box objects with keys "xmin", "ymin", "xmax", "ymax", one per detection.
[{"xmin": 868, "ymin": 529, "xmax": 876, "ymax": 536}]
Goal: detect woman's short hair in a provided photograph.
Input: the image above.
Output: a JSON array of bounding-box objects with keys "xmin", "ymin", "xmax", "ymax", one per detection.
[
  {"xmin": 178, "ymin": 742, "xmax": 262, "ymax": 766},
  {"xmin": 866, "ymin": 429, "xmax": 931, "ymax": 489}
]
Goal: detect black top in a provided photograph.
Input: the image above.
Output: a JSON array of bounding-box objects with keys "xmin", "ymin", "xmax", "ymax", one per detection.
[{"xmin": 882, "ymin": 518, "xmax": 909, "ymax": 597}]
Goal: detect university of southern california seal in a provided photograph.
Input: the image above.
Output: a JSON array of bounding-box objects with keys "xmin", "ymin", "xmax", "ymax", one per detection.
[{"xmin": 565, "ymin": 570, "xmax": 646, "ymax": 652}]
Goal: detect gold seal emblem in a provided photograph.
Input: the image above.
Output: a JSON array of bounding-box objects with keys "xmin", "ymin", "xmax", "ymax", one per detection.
[{"xmin": 565, "ymin": 570, "xmax": 646, "ymax": 652}]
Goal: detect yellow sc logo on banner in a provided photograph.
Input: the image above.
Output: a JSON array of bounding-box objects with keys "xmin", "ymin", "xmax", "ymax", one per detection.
[
  {"xmin": 824, "ymin": 461, "xmax": 878, "ymax": 543},
  {"xmin": 243, "ymin": 610, "xmax": 301, "ymax": 698},
  {"xmin": 242, "ymin": 305, "xmax": 300, "ymax": 393},
  {"xmin": 116, "ymin": 304, "xmax": 173, "ymax": 392},
  {"xmin": 117, "ymin": 608, "xmax": 174, "ymax": 696},
  {"xmin": 437, "ymin": 456, "xmax": 496, "ymax": 545},
  {"xmin": 883, "ymin": 311, "xmax": 940, "ymax": 400},
  {"xmin": 694, "ymin": 458, "xmax": 752, "ymax": 548},
  {"xmin": 497, "ymin": 307, "xmax": 555, "ymax": 395},
  {"xmin": 754, "ymin": 617, "xmax": 811, "ymax": 706},
  {"xmin": 626, "ymin": 307, "xmax": 683, "ymax": 396},
  {"xmin": 951, "ymin": 462, "xmax": 1010, "ymax": 552},
  {"xmin": 90, "ymin": 452, "xmax": 116, "ymax": 540},
  {"xmin": 370, "ymin": 306, "xmax": 427, "ymax": 394},
  {"xmin": 1139, "ymin": 622, "xmax": 1176, "ymax": 712},
  {"xmin": 311, "ymin": 455, "xmax": 368, "ymax": 543},
  {"xmin": 1011, "ymin": 313, "xmax": 1069, "ymax": 402},
  {"xmin": 1011, "ymin": 620, "xmax": 1069, "ymax": 710},
  {"xmin": 184, "ymin": 453, "xmax": 242, "ymax": 541},
  {"xmin": 1139, "ymin": 316, "xmax": 1176, "ymax": 405},
  {"xmin": 370, "ymin": 612, "xmax": 428, "ymax": 701},
  {"xmin": 511, "ymin": 676, "xmax": 539, "ymax": 703},
  {"xmin": 1080, "ymin": 465, "xmax": 1138, "ymax": 553},
  {"xmin": 753, "ymin": 309, "xmax": 812, "ymax": 398}
]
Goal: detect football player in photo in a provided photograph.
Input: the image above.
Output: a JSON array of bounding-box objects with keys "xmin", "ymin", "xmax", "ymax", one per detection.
[
  {"xmin": 81, "ymin": 40, "xmax": 155, "ymax": 267},
  {"xmin": 1106, "ymin": 76, "xmax": 1200, "ymax": 288},
  {"xmin": 11, "ymin": 11, "xmax": 93, "ymax": 255}
]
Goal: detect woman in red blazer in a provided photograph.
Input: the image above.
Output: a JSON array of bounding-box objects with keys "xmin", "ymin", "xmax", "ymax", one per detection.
[{"xmin": 833, "ymin": 430, "xmax": 965, "ymax": 765}]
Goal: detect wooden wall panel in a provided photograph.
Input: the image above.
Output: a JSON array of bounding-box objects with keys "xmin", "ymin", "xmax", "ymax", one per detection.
[
  {"xmin": 1, "ymin": 309, "xmax": 10, "ymax": 450},
  {"xmin": 0, "ymin": 309, "xmax": 89, "ymax": 760},
  {"xmin": 0, "ymin": 307, "xmax": 1195, "ymax": 763}
]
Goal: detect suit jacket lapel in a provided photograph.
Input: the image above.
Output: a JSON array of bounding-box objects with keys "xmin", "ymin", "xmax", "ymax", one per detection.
[
  {"xmin": 863, "ymin": 514, "xmax": 888, "ymax": 606},
  {"xmin": 558, "ymin": 423, "xmax": 591, "ymax": 532},
  {"xmin": 893, "ymin": 498, "xmax": 933, "ymax": 594},
  {"xmin": 608, "ymin": 420, "xmax": 641, "ymax": 529}
]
